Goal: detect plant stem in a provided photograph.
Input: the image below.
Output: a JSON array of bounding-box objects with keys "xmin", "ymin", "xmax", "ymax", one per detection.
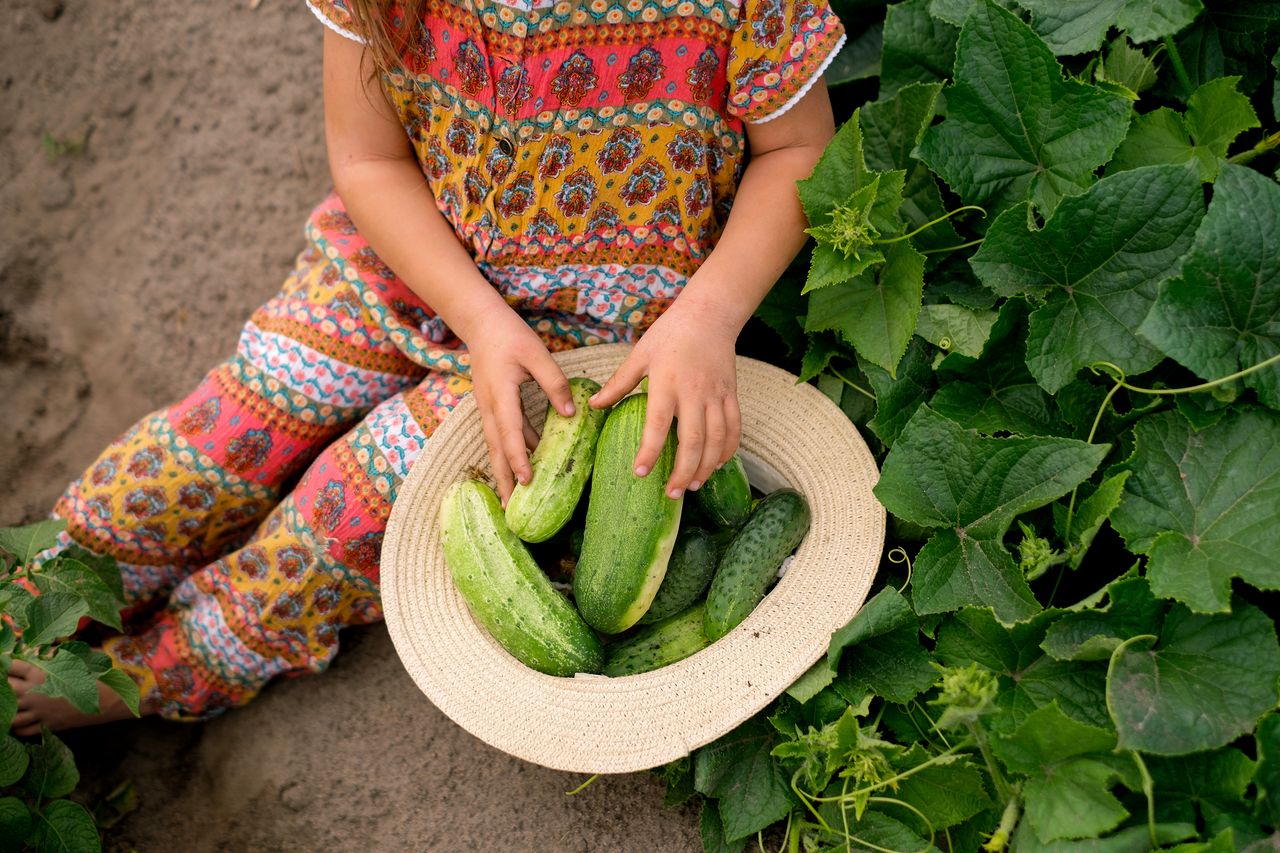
[
  {"xmin": 1131, "ymin": 750, "xmax": 1158, "ymax": 848},
  {"xmin": 1228, "ymin": 130, "xmax": 1280, "ymax": 166},
  {"xmin": 563, "ymin": 774, "xmax": 599, "ymax": 795},
  {"xmin": 876, "ymin": 206, "xmax": 988, "ymax": 245},
  {"xmin": 1091, "ymin": 353, "xmax": 1280, "ymax": 397},
  {"xmin": 983, "ymin": 791, "xmax": 1022, "ymax": 852},
  {"xmin": 1162, "ymin": 35, "xmax": 1194, "ymax": 98},
  {"xmin": 828, "ymin": 365, "xmax": 875, "ymax": 400},
  {"xmin": 970, "ymin": 723, "xmax": 1011, "ymax": 803},
  {"xmin": 887, "ymin": 547, "xmax": 914, "ymax": 592},
  {"xmin": 920, "ymin": 237, "xmax": 984, "ymax": 255}
]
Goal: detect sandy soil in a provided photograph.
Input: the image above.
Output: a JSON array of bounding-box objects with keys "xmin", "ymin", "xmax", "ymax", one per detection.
[{"xmin": 0, "ymin": 1, "xmax": 700, "ymax": 849}]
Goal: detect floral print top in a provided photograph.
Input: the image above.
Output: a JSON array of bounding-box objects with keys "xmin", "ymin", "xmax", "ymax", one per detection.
[{"xmin": 306, "ymin": 0, "xmax": 845, "ymax": 360}]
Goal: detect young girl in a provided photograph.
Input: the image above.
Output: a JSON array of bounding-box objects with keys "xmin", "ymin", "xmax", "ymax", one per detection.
[{"xmin": 9, "ymin": 0, "xmax": 842, "ymax": 733}]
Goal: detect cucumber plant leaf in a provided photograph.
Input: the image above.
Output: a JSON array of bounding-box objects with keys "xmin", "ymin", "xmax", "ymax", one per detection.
[
  {"xmin": 970, "ymin": 164, "xmax": 1205, "ymax": 393},
  {"xmin": 1109, "ymin": 77, "xmax": 1260, "ymax": 181},
  {"xmin": 914, "ymin": 304, "xmax": 999, "ymax": 358},
  {"xmin": 881, "ymin": 749, "xmax": 992, "ymax": 833},
  {"xmin": 1016, "ymin": 0, "xmax": 1204, "ymax": 56},
  {"xmin": 694, "ymin": 716, "xmax": 796, "ymax": 842},
  {"xmin": 991, "ymin": 703, "xmax": 1138, "ymax": 842},
  {"xmin": 1140, "ymin": 163, "xmax": 1280, "ymax": 410},
  {"xmin": 1147, "ymin": 747, "xmax": 1257, "ymax": 827},
  {"xmin": 875, "ymin": 406, "xmax": 1108, "ymax": 621},
  {"xmin": 699, "ymin": 803, "xmax": 746, "ymax": 853},
  {"xmin": 1254, "ymin": 714, "xmax": 1280, "ymax": 826},
  {"xmin": 1107, "ymin": 600, "xmax": 1280, "ymax": 755},
  {"xmin": 915, "ymin": 0, "xmax": 1131, "ymax": 218},
  {"xmin": 1110, "ymin": 409, "xmax": 1280, "ymax": 612},
  {"xmin": 860, "ymin": 337, "xmax": 935, "ymax": 446},
  {"xmin": 881, "ymin": 0, "xmax": 958, "ymax": 97},
  {"xmin": 1040, "ymin": 575, "xmax": 1163, "ymax": 662}
]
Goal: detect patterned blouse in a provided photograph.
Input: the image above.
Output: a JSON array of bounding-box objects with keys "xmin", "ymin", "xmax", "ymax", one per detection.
[{"xmin": 307, "ymin": 0, "xmax": 845, "ymax": 360}]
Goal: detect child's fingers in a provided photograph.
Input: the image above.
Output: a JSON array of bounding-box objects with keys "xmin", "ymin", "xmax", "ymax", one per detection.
[
  {"xmin": 525, "ymin": 350, "xmax": 576, "ymax": 418},
  {"xmin": 523, "ymin": 416, "xmax": 540, "ymax": 452},
  {"xmin": 590, "ymin": 350, "xmax": 647, "ymax": 409},
  {"xmin": 480, "ymin": 409, "xmax": 516, "ymax": 503},
  {"xmin": 692, "ymin": 404, "xmax": 727, "ymax": 489},
  {"xmin": 11, "ymin": 710, "xmax": 38, "ymax": 735},
  {"xmin": 492, "ymin": 389, "xmax": 533, "ymax": 489},
  {"xmin": 633, "ymin": 389, "xmax": 676, "ymax": 478},
  {"xmin": 721, "ymin": 394, "xmax": 742, "ymax": 465},
  {"xmin": 667, "ymin": 403, "xmax": 705, "ymax": 499},
  {"xmin": 8, "ymin": 659, "xmax": 34, "ymax": 681}
]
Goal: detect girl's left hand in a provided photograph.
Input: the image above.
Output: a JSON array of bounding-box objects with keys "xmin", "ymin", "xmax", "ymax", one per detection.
[{"xmin": 589, "ymin": 299, "xmax": 741, "ymax": 499}]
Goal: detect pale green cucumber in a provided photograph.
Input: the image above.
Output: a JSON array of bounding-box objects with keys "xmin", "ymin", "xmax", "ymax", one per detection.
[
  {"xmin": 574, "ymin": 393, "xmax": 683, "ymax": 634},
  {"xmin": 505, "ymin": 377, "xmax": 606, "ymax": 543},
  {"xmin": 704, "ymin": 488, "xmax": 811, "ymax": 641},
  {"xmin": 637, "ymin": 528, "xmax": 717, "ymax": 625},
  {"xmin": 604, "ymin": 604, "xmax": 709, "ymax": 676},
  {"xmin": 694, "ymin": 453, "xmax": 752, "ymax": 528},
  {"xmin": 440, "ymin": 480, "xmax": 603, "ymax": 676}
]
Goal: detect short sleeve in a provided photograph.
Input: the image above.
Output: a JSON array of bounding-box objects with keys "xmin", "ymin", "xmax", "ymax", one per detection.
[
  {"xmin": 726, "ymin": 0, "xmax": 847, "ymax": 124},
  {"xmin": 307, "ymin": 0, "xmax": 366, "ymax": 44}
]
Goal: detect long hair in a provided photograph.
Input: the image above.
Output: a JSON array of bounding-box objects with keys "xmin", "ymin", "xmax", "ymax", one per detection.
[{"xmin": 344, "ymin": 0, "xmax": 429, "ymax": 79}]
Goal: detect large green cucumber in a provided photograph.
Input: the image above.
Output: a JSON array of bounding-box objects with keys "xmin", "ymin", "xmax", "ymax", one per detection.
[
  {"xmin": 505, "ymin": 377, "xmax": 606, "ymax": 543},
  {"xmin": 704, "ymin": 488, "xmax": 811, "ymax": 641},
  {"xmin": 574, "ymin": 394, "xmax": 683, "ymax": 634},
  {"xmin": 604, "ymin": 604, "xmax": 709, "ymax": 676},
  {"xmin": 637, "ymin": 527, "xmax": 717, "ymax": 625},
  {"xmin": 440, "ymin": 480, "xmax": 604, "ymax": 676},
  {"xmin": 694, "ymin": 453, "xmax": 752, "ymax": 528}
]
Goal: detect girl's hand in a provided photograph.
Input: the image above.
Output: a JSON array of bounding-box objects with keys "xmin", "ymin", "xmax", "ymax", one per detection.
[
  {"xmin": 467, "ymin": 306, "xmax": 576, "ymax": 503},
  {"xmin": 590, "ymin": 299, "xmax": 741, "ymax": 499}
]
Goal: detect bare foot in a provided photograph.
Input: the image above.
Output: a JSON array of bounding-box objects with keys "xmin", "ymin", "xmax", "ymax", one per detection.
[{"xmin": 8, "ymin": 658, "xmax": 146, "ymax": 736}]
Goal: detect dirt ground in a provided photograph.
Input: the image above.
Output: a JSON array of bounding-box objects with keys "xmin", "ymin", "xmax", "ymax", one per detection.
[{"xmin": 0, "ymin": 1, "xmax": 701, "ymax": 849}]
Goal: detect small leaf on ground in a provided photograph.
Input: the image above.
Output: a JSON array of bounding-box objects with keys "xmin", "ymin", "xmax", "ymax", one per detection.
[
  {"xmin": 916, "ymin": 0, "xmax": 1131, "ymax": 218},
  {"xmin": 698, "ymin": 802, "xmax": 745, "ymax": 853},
  {"xmin": 970, "ymin": 164, "xmax": 1204, "ymax": 393},
  {"xmin": 1107, "ymin": 600, "xmax": 1280, "ymax": 755},
  {"xmin": 875, "ymin": 406, "xmax": 1107, "ymax": 621},
  {"xmin": 1110, "ymin": 408, "xmax": 1280, "ymax": 612}
]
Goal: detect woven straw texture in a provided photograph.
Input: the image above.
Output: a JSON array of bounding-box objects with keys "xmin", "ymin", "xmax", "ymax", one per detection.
[{"xmin": 381, "ymin": 343, "xmax": 885, "ymax": 773}]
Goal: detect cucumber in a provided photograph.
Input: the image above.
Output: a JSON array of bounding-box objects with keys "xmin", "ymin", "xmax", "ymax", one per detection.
[
  {"xmin": 604, "ymin": 604, "xmax": 709, "ymax": 676},
  {"xmin": 637, "ymin": 527, "xmax": 717, "ymax": 625},
  {"xmin": 574, "ymin": 394, "xmax": 683, "ymax": 634},
  {"xmin": 440, "ymin": 480, "xmax": 604, "ymax": 676},
  {"xmin": 505, "ymin": 377, "xmax": 606, "ymax": 543},
  {"xmin": 694, "ymin": 453, "xmax": 752, "ymax": 529},
  {"xmin": 704, "ymin": 488, "xmax": 811, "ymax": 641}
]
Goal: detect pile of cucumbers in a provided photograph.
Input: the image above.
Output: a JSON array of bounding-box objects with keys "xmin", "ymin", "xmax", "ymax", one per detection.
[{"xmin": 439, "ymin": 377, "xmax": 811, "ymax": 677}]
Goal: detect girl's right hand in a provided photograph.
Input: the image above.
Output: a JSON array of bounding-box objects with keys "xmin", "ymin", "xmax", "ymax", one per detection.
[{"xmin": 466, "ymin": 306, "xmax": 576, "ymax": 503}]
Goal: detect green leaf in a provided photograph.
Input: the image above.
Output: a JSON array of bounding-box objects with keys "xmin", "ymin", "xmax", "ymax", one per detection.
[
  {"xmin": 1148, "ymin": 747, "xmax": 1257, "ymax": 828},
  {"xmin": 0, "ymin": 736, "xmax": 29, "ymax": 788},
  {"xmin": 787, "ymin": 660, "xmax": 836, "ymax": 704},
  {"xmin": 915, "ymin": 0, "xmax": 1131, "ymax": 218},
  {"xmin": 21, "ymin": 593, "xmax": 89, "ymax": 648},
  {"xmin": 936, "ymin": 608, "xmax": 1112, "ymax": 730},
  {"xmin": 883, "ymin": 749, "xmax": 993, "ymax": 833},
  {"xmin": 828, "ymin": 587, "xmax": 916, "ymax": 667},
  {"xmin": 698, "ymin": 801, "xmax": 746, "ymax": 853},
  {"xmin": 658, "ymin": 757, "xmax": 695, "ymax": 808},
  {"xmin": 19, "ymin": 730, "xmax": 79, "ymax": 800},
  {"xmin": 874, "ymin": 406, "xmax": 1107, "ymax": 621},
  {"xmin": 837, "ymin": 624, "xmax": 938, "ymax": 704},
  {"xmin": 813, "ymin": 807, "xmax": 942, "ymax": 852},
  {"xmin": 1110, "ymin": 78, "xmax": 1260, "ymax": 181},
  {"xmin": 1140, "ymin": 164, "xmax": 1280, "ymax": 410},
  {"xmin": 971, "ymin": 164, "xmax": 1204, "ymax": 393},
  {"xmin": 0, "ymin": 797, "xmax": 33, "ymax": 853},
  {"xmin": 992, "ymin": 703, "xmax": 1137, "ymax": 842},
  {"xmin": 54, "ymin": 547, "xmax": 123, "ymax": 604},
  {"xmin": 826, "ymin": 20, "xmax": 882, "ymax": 86},
  {"xmin": 31, "ymin": 560, "xmax": 124, "ymax": 632},
  {"xmin": 755, "ymin": 272, "xmax": 806, "ymax": 357},
  {"xmin": 1053, "ymin": 470, "xmax": 1132, "ymax": 569},
  {"xmin": 1017, "ymin": 0, "xmax": 1204, "ymax": 56},
  {"xmin": 1254, "ymin": 714, "xmax": 1280, "ymax": 826},
  {"xmin": 799, "ymin": 333, "xmax": 845, "ymax": 384},
  {"xmin": 17, "ymin": 648, "xmax": 99, "ymax": 715},
  {"xmin": 799, "ymin": 111, "xmax": 906, "ymax": 235},
  {"xmin": 804, "ymin": 241, "xmax": 925, "ymax": 376},
  {"xmin": 881, "ymin": 0, "xmax": 959, "ymax": 98},
  {"xmin": 1096, "ymin": 37, "xmax": 1162, "ymax": 95},
  {"xmin": 862, "ymin": 82, "xmax": 945, "ymax": 174},
  {"xmin": 0, "ymin": 520, "xmax": 66, "ymax": 565},
  {"xmin": 914, "ymin": 304, "xmax": 999, "ymax": 358},
  {"xmin": 1011, "ymin": 820, "xmax": 1197, "ymax": 851},
  {"xmin": 694, "ymin": 716, "xmax": 795, "ymax": 841},
  {"xmin": 1107, "ymin": 600, "xmax": 1280, "ymax": 754},
  {"xmin": 0, "ymin": 587, "xmax": 34, "ymax": 631},
  {"xmin": 1041, "ymin": 575, "xmax": 1164, "ymax": 661},
  {"xmin": 97, "ymin": 669, "xmax": 140, "ymax": 718},
  {"xmin": 30, "ymin": 800, "xmax": 101, "ymax": 853},
  {"xmin": 1110, "ymin": 408, "xmax": 1280, "ymax": 612},
  {"xmin": 805, "ymin": 241, "xmax": 882, "ymax": 293},
  {"xmin": 860, "ymin": 337, "xmax": 935, "ymax": 446},
  {"xmin": 0, "ymin": 677, "xmax": 15, "ymax": 732}
]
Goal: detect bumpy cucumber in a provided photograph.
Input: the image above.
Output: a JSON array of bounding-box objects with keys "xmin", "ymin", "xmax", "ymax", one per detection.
[
  {"xmin": 704, "ymin": 488, "xmax": 811, "ymax": 641},
  {"xmin": 505, "ymin": 378, "xmax": 606, "ymax": 543},
  {"xmin": 694, "ymin": 453, "xmax": 752, "ymax": 528},
  {"xmin": 574, "ymin": 394, "xmax": 683, "ymax": 634},
  {"xmin": 440, "ymin": 480, "xmax": 603, "ymax": 676},
  {"xmin": 637, "ymin": 528, "xmax": 717, "ymax": 625},
  {"xmin": 604, "ymin": 604, "xmax": 709, "ymax": 676}
]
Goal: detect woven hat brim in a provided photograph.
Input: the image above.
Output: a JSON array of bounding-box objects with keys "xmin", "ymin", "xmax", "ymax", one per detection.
[{"xmin": 381, "ymin": 343, "xmax": 885, "ymax": 774}]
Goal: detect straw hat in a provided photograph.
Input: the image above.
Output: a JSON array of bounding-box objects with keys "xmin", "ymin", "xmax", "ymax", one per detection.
[{"xmin": 381, "ymin": 343, "xmax": 884, "ymax": 774}]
